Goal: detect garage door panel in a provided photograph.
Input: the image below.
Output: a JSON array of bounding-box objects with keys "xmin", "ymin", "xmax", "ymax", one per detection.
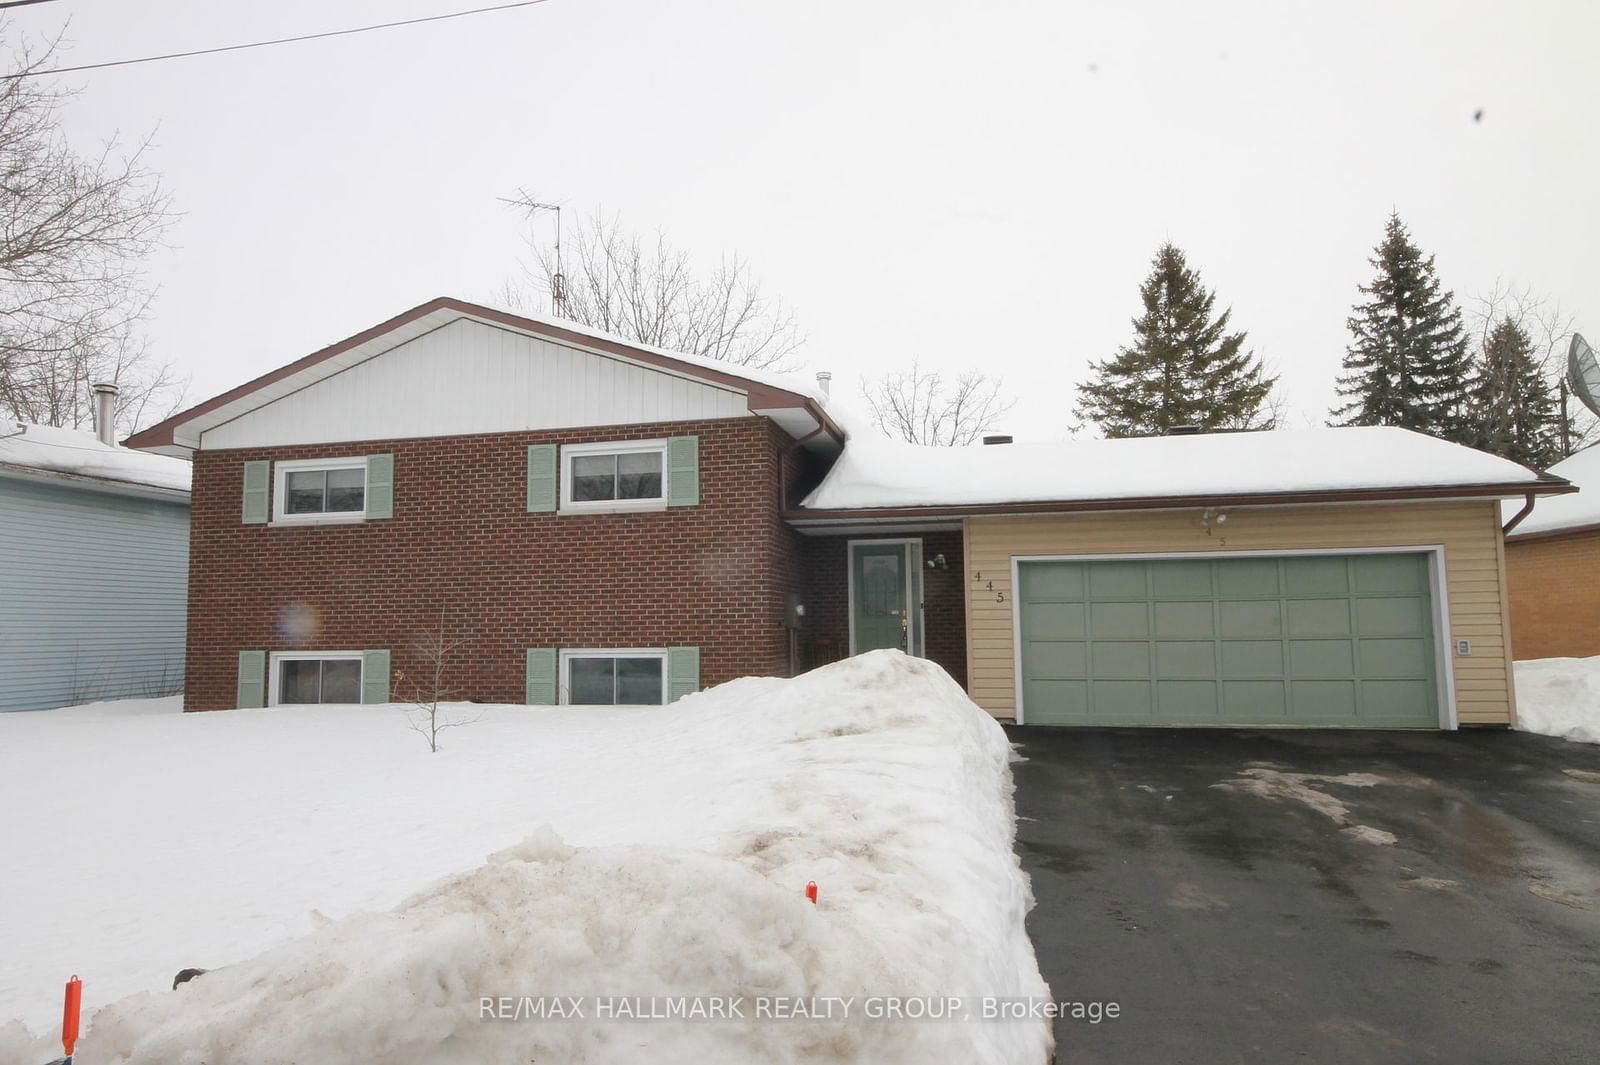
[
  {"xmin": 1216, "ymin": 558, "xmax": 1280, "ymax": 596},
  {"xmin": 1092, "ymin": 641, "xmax": 1150, "ymax": 677},
  {"xmin": 1220, "ymin": 600, "xmax": 1283, "ymax": 637},
  {"xmin": 1290, "ymin": 679, "xmax": 1358, "ymax": 718},
  {"xmin": 1154, "ymin": 600, "xmax": 1214, "ymax": 638},
  {"xmin": 1359, "ymin": 638, "xmax": 1430, "ymax": 677},
  {"xmin": 1092, "ymin": 681, "xmax": 1153, "ymax": 717},
  {"xmin": 1156, "ymin": 640, "xmax": 1216, "ymax": 676},
  {"xmin": 1284, "ymin": 557, "xmax": 1351, "ymax": 595},
  {"xmin": 1221, "ymin": 639, "xmax": 1283, "ymax": 676},
  {"xmin": 1090, "ymin": 601, "xmax": 1148, "ymax": 638},
  {"xmin": 1157, "ymin": 680, "xmax": 1219, "ymax": 718},
  {"xmin": 1356, "ymin": 597, "xmax": 1425, "ymax": 635},
  {"xmin": 1287, "ymin": 598, "xmax": 1352, "ymax": 635},
  {"xmin": 1017, "ymin": 554, "xmax": 1439, "ymax": 728},
  {"xmin": 1023, "ymin": 640, "xmax": 1086, "ymax": 678},
  {"xmin": 1023, "ymin": 680, "xmax": 1089, "ymax": 723},
  {"xmin": 1150, "ymin": 560, "xmax": 1214, "ymax": 598},
  {"xmin": 1289, "ymin": 638, "xmax": 1355, "ymax": 676},
  {"xmin": 1023, "ymin": 601, "xmax": 1086, "ymax": 639}
]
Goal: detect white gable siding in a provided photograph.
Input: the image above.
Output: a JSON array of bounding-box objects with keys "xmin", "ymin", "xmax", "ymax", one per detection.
[{"xmin": 200, "ymin": 318, "xmax": 751, "ymax": 450}]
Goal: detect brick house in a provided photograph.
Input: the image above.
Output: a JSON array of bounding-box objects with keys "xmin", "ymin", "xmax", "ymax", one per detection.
[
  {"xmin": 1504, "ymin": 444, "xmax": 1600, "ymax": 660},
  {"xmin": 129, "ymin": 298, "xmax": 1573, "ymax": 729}
]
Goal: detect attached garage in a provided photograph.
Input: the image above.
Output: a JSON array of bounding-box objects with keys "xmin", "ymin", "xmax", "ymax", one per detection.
[{"xmin": 1017, "ymin": 552, "xmax": 1443, "ymax": 727}]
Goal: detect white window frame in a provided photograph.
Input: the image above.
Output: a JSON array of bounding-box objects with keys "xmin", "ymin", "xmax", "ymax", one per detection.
[
  {"xmin": 268, "ymin": 650, "xmax": 364, "ymax": 706},
  {"xmin": 559, "ymin": 648, "xmax": 669, "ymax": 706},
  {"xmin": 272, "ymin": 456, "xmax": 370, "ymax": 525},
  {"xmin": 559, "ymin": 439, "xmax": 669, "ymax": 514}
]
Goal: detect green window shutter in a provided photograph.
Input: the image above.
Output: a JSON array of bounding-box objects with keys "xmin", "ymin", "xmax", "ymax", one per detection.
[
  {"xmin": 237, "ymin": 650, "xmax": 266, "ymax": 708},
  {"xmin": 241, "ymin": 461, "xmax": 270, "ymax": 524},
  {"xmin": 668, "ymin": 646, "xmax": 700, "ymax": 703},
  {"xmin": 526, "ymin": 444, "xmax": 558, "ymax": 513},
  {"xmin": 525, "ymin": 648, "xmax": 557, "ymax": 705},
  {"xmin": 668, "ymin": 436, "xmax": 699, "ymax": 506},
  {"xmin": 365, "ymin": 454, "xmax": 394, "ymax": 519},
  {"xmin": 361, "ymin": 650, "xmax": 391, "ymax": 704}
]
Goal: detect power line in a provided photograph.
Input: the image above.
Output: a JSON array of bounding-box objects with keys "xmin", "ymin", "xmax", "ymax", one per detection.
[
  {"xmin": 3, "ymin": 1, "xmax": 553, "ymax": 79},
  {"xmin": 0, "ymin": 1, "xmax": 62, "ymax": 10}
]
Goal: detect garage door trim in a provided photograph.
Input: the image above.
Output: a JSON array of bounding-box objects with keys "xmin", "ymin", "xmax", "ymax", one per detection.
[{"xmin": 1009, "ymin": 545, "xmax": 1457, "ymax": 729}]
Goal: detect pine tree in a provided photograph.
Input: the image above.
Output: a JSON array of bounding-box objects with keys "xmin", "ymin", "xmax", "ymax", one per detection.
[
  {"xmin": 1331, "ymin": 214, "xmax": 1475, "ymax": 442},
  {"xmin": 1471, "ymin": 319, "xmax": 1563, "ymax": 468},
  {"xmin": 1074, "ymin": 243, "xmax": 1276, "ymax": 437}
]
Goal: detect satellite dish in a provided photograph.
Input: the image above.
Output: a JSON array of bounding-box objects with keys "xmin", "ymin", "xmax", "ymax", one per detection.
[{"xmin": 1570, "ymin": 333, "xmax": 1600, "ymax": 418}]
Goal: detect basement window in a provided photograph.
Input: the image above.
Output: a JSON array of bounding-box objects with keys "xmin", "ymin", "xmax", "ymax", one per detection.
[
  {"xmin": 270, "ymin": 652, "xmax": 362, "ymax": 705},
  {"xmin": 560, "ymin": 440, "xmax": 667, "ymax": 512},
  {"xmin": 561, "ymin": 650, "xmax": 667, "ymax": 706},
  {"xmin": 273, "ymin": 457, "xmax": 367, "ymax": 523}
]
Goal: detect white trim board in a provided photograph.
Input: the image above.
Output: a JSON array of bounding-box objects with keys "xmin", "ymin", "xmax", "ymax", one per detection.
[{"xmin": 1007, "ymin": 546, "xmax": 1455, "ymax": 730}]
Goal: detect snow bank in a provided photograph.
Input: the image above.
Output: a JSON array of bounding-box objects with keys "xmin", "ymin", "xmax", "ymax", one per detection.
[
  {"xmin": 1515, "ymin": 656, "xmax": 1600, "ymax": 744},
  {"xmin": 0, "ymin": 422, "xmax": 191, "ymax": 492},
  {"xmin": 0, "ymin": 653, "xmax": 1051, "ymax": 1064},
  {"xmin": 802, "ymin": 425, "xmax": 1545, "ymax": 511},
  {"xmin": 1505, "ymin": 444, "xmax": 1598, "ymax": 537}
]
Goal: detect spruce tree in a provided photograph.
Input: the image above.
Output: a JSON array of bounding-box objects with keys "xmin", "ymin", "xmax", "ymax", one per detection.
[
  {"xmin": 1075, "ymin": 243, "xmax": 1276, "ymax": 437},
  {"xmin": 1471, "ymin": 319, "xmax": 1563, "ymax": 468},
  {"xmin": 1331, "ymin": 214, "xmax": 1475, "ymax": 442}
]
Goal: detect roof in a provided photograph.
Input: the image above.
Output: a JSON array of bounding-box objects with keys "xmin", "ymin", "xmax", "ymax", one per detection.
[
  {"xmin": 796, "ymin": 425, "xmax": 1569, "ymax": 519},
  {"xmin": 124, "ymin": 297, "xmax": 843, "ymax": 456},
  {"xmin": 1505, "ymin": 444, "xmax": 1600, "ymax": 540},
  {"xmin": 0, "ymin": 422, "xmax": 192, "ymax": 497}
]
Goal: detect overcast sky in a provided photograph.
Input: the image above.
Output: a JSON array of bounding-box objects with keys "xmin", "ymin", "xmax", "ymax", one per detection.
[{"xmin": 14, "ymin": 0, "xmax": 1600, "ymax": 441}]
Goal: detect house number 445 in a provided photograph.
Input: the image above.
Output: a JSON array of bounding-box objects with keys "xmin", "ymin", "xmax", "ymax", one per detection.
[{"xmin": 972, "ymin": 571, "xmax": 1005, "ymax": 603}]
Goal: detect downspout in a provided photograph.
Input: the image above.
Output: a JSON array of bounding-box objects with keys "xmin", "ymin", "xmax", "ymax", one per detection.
[{"xmin": 1501, "ymin": 492, "xmax": 1536, "ymax": 536}]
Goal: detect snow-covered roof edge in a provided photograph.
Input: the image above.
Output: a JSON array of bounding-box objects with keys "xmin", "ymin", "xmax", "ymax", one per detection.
[
  {"xmin": 1504, "ymin": 443, "xmax": 1599, "ymax": 539},
  {"xmin": 0, "ymin": 422, "xmax": 191, "ymax": 498}
]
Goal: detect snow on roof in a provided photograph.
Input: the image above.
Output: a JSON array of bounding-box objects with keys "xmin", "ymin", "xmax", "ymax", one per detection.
[
  {"xmin": 1505, "ymin": 444, "xmax": 1599, "ymax": 537},
  {"xmin": 801, "ymin": 426, "xmax": 1548, "ymax": 511},
  {"xmin": 0, "ymin": 422, "xmax": 191, "ymax": 494}
]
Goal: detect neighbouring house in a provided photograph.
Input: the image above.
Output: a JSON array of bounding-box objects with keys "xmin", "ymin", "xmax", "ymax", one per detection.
[
  {"xmin": 1, "ymin": 396, "xmax": 192, "ymax": 711},
  {"xmin": 1504, "ymin": 443, "xmax": 1600, "ymax": 660},
  {"xmin": 126, "ymin": 297, "xmax": 1572, "ymax": 728}
]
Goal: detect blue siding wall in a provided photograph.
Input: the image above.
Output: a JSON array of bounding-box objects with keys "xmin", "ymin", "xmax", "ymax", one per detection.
[{"xmin": 0, "ymin": 477, "xmax": 189, "ymax": 711}]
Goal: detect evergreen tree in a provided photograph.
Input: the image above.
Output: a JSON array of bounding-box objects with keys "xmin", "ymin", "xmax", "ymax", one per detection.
[
  {"xmin": 1471, "ymin": 319, "xmax": 1563, "ymax": 468},
  {"xmin": 1075, "ymin": 243, "xmax": 1276, "ymax": 437},
  {"xmin": 1331, "ymin": 214, "xmax": 1475, "ymax": 442}
]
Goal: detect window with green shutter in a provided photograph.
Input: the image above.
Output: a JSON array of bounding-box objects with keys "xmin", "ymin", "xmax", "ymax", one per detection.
[
  {"xmin": 525, "ymin": 648, "xmax": 558, "ymax": 704},
  {"xmin": 527, "ymin": 445, "xmax": 557, "ymax": 513},
  {"xmin": 241, "ymin": 461, "xmax": 270, "ymax": 524},
  {"xmin": 361, "ymin": 650, "xmax": 391, "ymax": 703},
  {"xmin": 668, "ymin": 436, "xmax": 699, "ymax": 507},
  {"xmin": 237, "ymin": 650, "xmax": 267, "ymax": 708},
  {"xmin": 668, "ymin": 646, "xmax": 700, "ymax": 703}
]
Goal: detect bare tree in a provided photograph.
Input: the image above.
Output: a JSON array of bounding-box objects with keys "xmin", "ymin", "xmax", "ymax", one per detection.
[
  {"xmin": 394, "ymin": 618, "xmax": 479, "ymax": 753},
  {"xmin": 502, "ymin": 208, "xmax": 803, "ymax": 370},
  {"xmin": 0, "ymin": 26, "xmax": 183, "ymax": 439},
  {"xmin": 860, "ymin": 358, "xmax": 1016, "ymax": 446},
  {"xmin": 1469, "ymin": 280, "xmax": 1596, "ymax": 455}
]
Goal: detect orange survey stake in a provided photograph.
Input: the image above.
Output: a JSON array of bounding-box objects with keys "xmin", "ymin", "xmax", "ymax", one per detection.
[{"xmin": 62, "ymin": 975, "xmax": 82, "ymax": 1059}]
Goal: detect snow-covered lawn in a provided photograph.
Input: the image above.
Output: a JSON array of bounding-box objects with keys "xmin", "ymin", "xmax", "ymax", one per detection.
[
  {"xmin": 1515, "ymin": 655, "xmax": 1600, "ymax": 744},
  {"xmin": 0, "ymin": 651, "xmax": 1051, "ymax": 1063}
]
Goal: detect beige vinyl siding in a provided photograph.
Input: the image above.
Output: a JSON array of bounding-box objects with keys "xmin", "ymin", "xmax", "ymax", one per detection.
[{"xmin": 963, "ymin": 500, "xmax": 1515, "ymax": 726}]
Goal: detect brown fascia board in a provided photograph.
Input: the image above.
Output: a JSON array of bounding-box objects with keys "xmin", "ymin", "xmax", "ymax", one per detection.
[
  {"xmin": 125, "ymin": 297, "xmax": 842, "ymax": 450},
  {"xmin": 1505, "ymin": 519, "xmax": 1600, "ymax": 545},
  {"xmin": 785, "ymin": 479, "xmax": 1577, "ymax": 523}
]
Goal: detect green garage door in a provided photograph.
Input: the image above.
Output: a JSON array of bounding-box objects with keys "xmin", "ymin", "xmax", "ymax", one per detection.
[{"xmin": 1018, "ymin": 554, "xmax": 1441, "ymax": 728}]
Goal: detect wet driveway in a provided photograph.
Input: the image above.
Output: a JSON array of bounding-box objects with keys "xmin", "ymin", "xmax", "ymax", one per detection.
[{"xmin": 1006, "ymin": 726, "xmax": 1600, "ymax": 1065}]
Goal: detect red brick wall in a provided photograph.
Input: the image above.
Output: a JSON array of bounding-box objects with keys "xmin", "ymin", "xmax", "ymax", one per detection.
[
  {"xmin": 1505, "ymin": 531, "xmax": 1600, "ymax": 660},
  {"xmin": 799, "ymin": 530, "xmax": 968, "ymax": 688},
  {"xmin": 185, "ymin": 416, "xmax": 803, "ymax": 709}
]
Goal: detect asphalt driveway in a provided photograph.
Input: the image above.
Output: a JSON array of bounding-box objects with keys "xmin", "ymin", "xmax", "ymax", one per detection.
[{"xmin": 1007, "ymin": 726, "xmax": 1600, "ymax": 1065}]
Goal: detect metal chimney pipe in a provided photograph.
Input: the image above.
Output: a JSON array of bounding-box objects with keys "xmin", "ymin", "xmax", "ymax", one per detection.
[
  {"xmin": 91, "ymin": 382, "xmax": 118, "ymax": 446},
  {"xmin": 815, "ymin": 371, "xmax": 832, "ymax": 396}
]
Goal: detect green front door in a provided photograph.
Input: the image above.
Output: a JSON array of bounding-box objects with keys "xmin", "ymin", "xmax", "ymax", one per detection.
[
  {"xmin": 852, "ymin": 542, "xmax": 910, "ymax": 653},
  {"xmin": 1018, "ymin": 554, "xmax": 1441, "ymax": 728}
]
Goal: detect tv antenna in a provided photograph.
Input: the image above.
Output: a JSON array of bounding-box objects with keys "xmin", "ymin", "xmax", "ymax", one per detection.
[{"xmin": 499, "ymin": 190, "xmax": 565, "ymax": 318}]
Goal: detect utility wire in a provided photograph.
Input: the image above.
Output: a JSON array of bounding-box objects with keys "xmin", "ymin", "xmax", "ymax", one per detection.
[
  {"xmin": 3, "ymin": 0, "xmax": 552, "ymax": 79},
  {"xmin": 0, "ymin": 1, "xmax": 61, "ymax": 10}
]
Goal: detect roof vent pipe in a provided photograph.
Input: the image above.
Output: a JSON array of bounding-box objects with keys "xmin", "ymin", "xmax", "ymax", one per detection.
[
  {"xmin": 815, "ymin": 371, "xmax": 832, "ymax": 396},
  {"xmin": 91, "ymin": 382, "xmax": 118, "ymax": 447},
  {"xmin": 1167, "ymin": 424, "xmax": 1202, "ymax": 435},
  {"xmin": 983, "ymin": 434, "xmax": 1013, "ymax": 445}
]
